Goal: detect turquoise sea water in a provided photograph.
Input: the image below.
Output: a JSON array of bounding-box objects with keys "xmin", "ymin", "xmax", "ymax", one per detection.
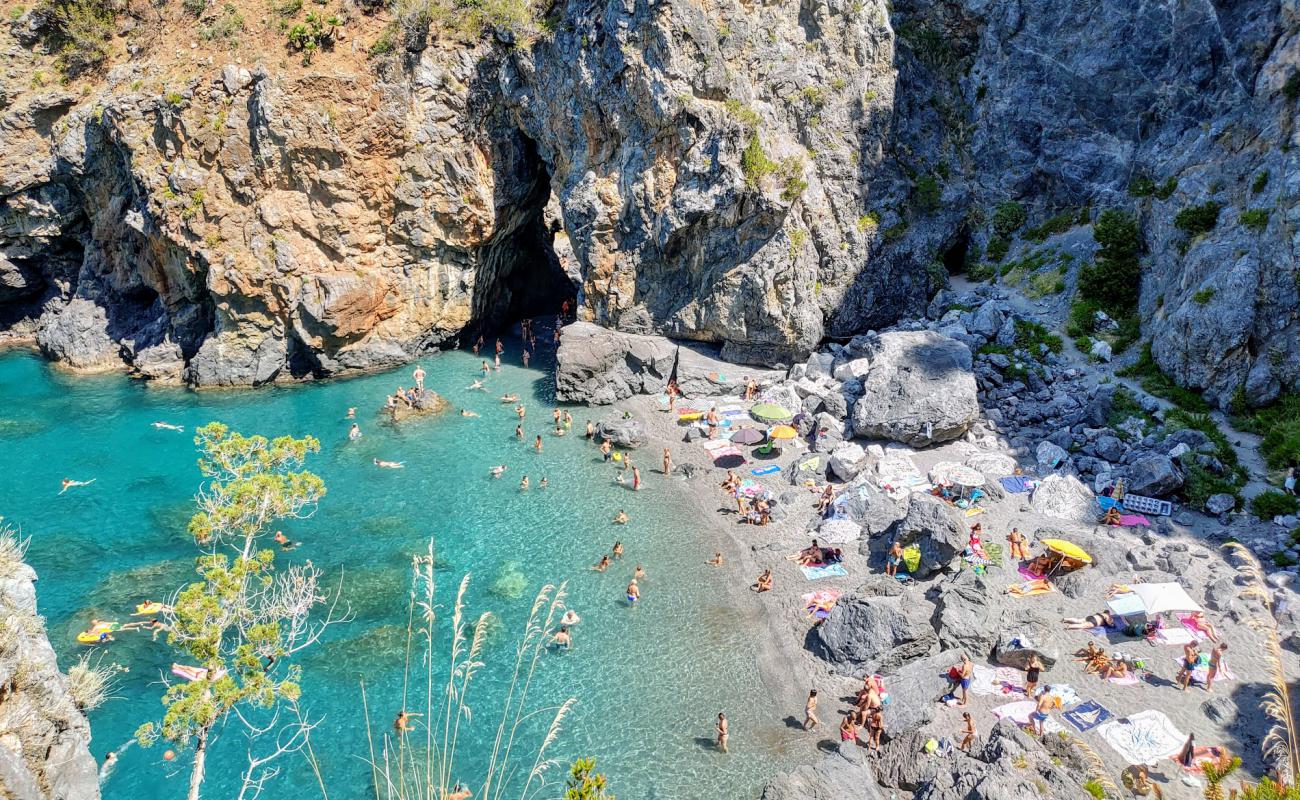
[{"xmin": 0, "ymin": 339, "xmax": 799, "ymax": 799}]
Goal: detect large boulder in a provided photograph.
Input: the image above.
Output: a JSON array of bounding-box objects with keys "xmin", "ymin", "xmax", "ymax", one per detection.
[
  {"xmin": 850, "ymin": 331, "xmax": 979, "ymax": 446},
  {"xmin": 838, "ymin": 480, "xmax": 906, "ymax": 536},
  {"xmin": 880, "ymin": 649, "xmax": 961, "ymax": 732},
  {"xmin": 674, "ymin": 343, "xmax": 785, "ymax": 398},
  {"xmin": 965, "ymin": 452, "xmax": 1018, "ymax": 479},
  {"xmin": 807, "ymin": 595, "xmax": 939, "ymax": 676},
  {"xmin": 934, "ymin": 571, "xmax": 1057, "ymax": 660},
  {"xmin": 593, "ymin": 415, "xmax": 647, "ymax": 448},
  {"xmin": 554, "ymin": 322, "xmax": 676, "ymax": 404},
  {"xmin": 828, "ymin": 441, "xmax": 867, "ymax": 482},
  {"xmin": 1029, "ymin": 474, "xmax": 1097, "ymax": 524},
  {"xmin": 35, "ymin": 298, "xmax": 117, "ymax": 371},
  {"xmin": 1034, "ymin": 440, "xmax": 1070, "ymax": 473},
  {"xmin": 870, "ymin": 493, "xmax": 966, "ymax": 578},
  {"xmin": 761, "ymin": 744, "xmax": 886, "ymax": 800},
  {"xmin": 1127, "ymin": 454, "xmax": 1184, "ymax": 497}
]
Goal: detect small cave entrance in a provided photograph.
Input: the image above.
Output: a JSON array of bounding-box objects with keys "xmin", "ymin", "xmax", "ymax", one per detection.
[
  {"xmin": 941, "ymin": 227, "xmax": 971, "ymax": 276},
  {"xmin": 467, "ymin": 133, "xmax": 577, "ymax": 341}
]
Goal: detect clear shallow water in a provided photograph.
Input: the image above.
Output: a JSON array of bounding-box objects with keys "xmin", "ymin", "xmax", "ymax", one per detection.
[{"xmin": 0, "ymin": 341, "xmax": 799, "ymax": 799}]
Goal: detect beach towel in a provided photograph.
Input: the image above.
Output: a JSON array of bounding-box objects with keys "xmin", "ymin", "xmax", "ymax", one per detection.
[
  {"xmin": 1000, "ymin": 476, "xmax": 1034, "ymax": 493},
  {"xmin": 990, "ymin": 700, "xmax": 1065, "ymax": 735},
  {"xmin": 1064, "ymin": 701, "xmax": 1114, "ymax": 733},
  {"xmin": 1174, "ymin": 657, "xmax": 1237, "ymax": 686},
  {"xmin": 1097, "ymin": 496, "xmax": 1122, "ymax": 511},
  {"xmin": 964, "ymin": 507, "xmax": 987, "ymax": 517},
  {"xmin": 1097, "ymin": 710, "xmax": 1187, "ymax": 766},
  {"xmin": 1008, "ymin": 579, "xmax": 1054, "ymax": 597},
  {"xmin": 1106, "ymin": 672, "xmax": 1141, "ymax": 686},
  {"xmin": 1046, "ymin": 684, "xmax": 1080, "ymax": 706},
  {"xmin": 751, "ymin": 465, "xmax": 781, "ymax": 476},
  {"xmin": 1017, "ymin": 565, "xmax": 1040, "ymax": 581},
  {"xmin": 1151, "ymin": 627, "xmax": 1197, "ymax": 646},
  {"xmin": 1117, "ymin": 514, "xmax": 1150, "ymax": 527},
  {"xmin": 700, "ymin": 438, "xmax": 730, "ymax": 452},
  {"xmin": 1177, "ymin": 614, "xmax": 1212, "ymax": 641},
  {"xmin": 801, "ymin": 563, "xmax": 848, "ymax": 580},
  {"xmin": 1170, "ymin": 746, "xmax": 1230, "ymax": 774},
  {"xmin": 970, "ymin": 666, "xmax": 1026, "ymax": 697},
  {"xmin": 802, "ymin": 588, "xmax": 843, "ymax": 619}
]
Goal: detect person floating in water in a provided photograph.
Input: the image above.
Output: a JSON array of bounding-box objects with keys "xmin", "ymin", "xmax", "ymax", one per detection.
[
  {"xmin": 501, "ymin": 394, "xmax": 518, "ymax": 403},
  {"xmin": 468, "ymin": 379, "xmax": 486, "ymax": 391},
  {"xmin": 592, "ymin": 555, "xmax": 610, "ymax": 572},
  {"xmin": 273, "ymin": 530, "xmax": 298, "ymax": 551},
  {"xmin": 152, "ymin": 422, "xmax": 184, "ymax": 431},
  {"xmin": 706, "ymin": 552, "xmax": 724, "ymax": 566},
  {"xmin": 394, "ymin": 710, "xmax": 421, "ymax": 736},
  {"xmin": 460, "ymin": 409, "xmax": 478, "ymax": 417},
  {"xmin": 539, "ymin": 477, "xmax": 549, "ymax": 489},
  {"xmin": 490, "ymin": 465, "xmax": 508, "ymax": 478},
  {"xmin": 60, "ymin": 478, "xmax": 96, "ymax": 494},
  {"xmin": 346, "ymin": 407, "xmax": 356, "ymax": 419},
  {"xmin": 613, "ymin": 510, "xmax": 628, "ymax": 525},
  {"xmin": 446, "ymin": 784, "xmax": 472, "ymax": 800},
  {"xmin": 349, "ymin": 424, "xmax": 362, "ymax": 441},
  {"xmin": 373, "ymin": 459, "xmax": 404, "ymax": 469}
]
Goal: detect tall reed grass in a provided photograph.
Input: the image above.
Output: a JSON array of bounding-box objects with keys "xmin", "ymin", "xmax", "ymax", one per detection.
[{"xmin": 361, "ymin": 541, "xmax": 575, "ymax": 800}]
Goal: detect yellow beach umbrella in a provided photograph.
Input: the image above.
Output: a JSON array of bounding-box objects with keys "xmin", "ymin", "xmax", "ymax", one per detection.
[
  {"xmin": 1041, "ymin": 538, "xmax": 1092, "ymax": 564},
  {"xmin": 769, "ymin": 425, "xmax": 798, "ymax": 440}
]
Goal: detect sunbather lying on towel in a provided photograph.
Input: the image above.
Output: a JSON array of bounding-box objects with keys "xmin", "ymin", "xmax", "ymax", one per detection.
[{"xmin": 1063, "ymin": 610, "xmax": 1114, "ymax": 630}]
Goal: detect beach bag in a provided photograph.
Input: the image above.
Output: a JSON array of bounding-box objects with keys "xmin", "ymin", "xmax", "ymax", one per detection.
[{"xmin": 903, "ymin": 545, "xmax": 922, "ymax": 573}]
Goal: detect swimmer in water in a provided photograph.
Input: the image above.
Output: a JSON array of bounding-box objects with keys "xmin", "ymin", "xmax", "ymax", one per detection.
[
  {"xmin": 612, "ymin": 541, "xmax": 624, "ymax": 559},
  {"xmin": 614, "ymin": 510, "xmax": 628, "ymax": 525},
  {"xmin": 515, "ymin": 424, "xmax": 523, "ymax": 439},
  {"xmin": 626, "ymin": 579, "xmax": 640, "ymax": 607},
  {"xmin": 539, "ymin": 476, "xmax": 549, "ymax": 489},
  {"xmin": 561, "ymin": 609, "xmax": 581, "ymax": 626},
  {"xmin": 490, "ymin": 465, "xmax": 508, "ymax": 478},
  {"xmin": 706, "ymin": 552, "xmax": 724, "ymax": 566},
  {"xmin": 347, "ymin": 407, "xmax": 356, "ymax": 419},
  {"xmin": 516, "ymin": 404, "xmax": 526, "ymax": 420},
  {"xmin": 592, "ymin": 554, "xmax": 611, "ymax": 572},
  {"xmin": 152, "ymin": 422, "xmax": 184, "ymax": 431},
  {"xmin": 468, "ymin": 379, "xmax": 486, "ymax": 391},
  {"xmin": 274, "ymin": 530, "xmax": 298, "ymax": 551},
  {"xmin": 534, "ymin": 435, "xmax": 543, "ymax": 453},
  {"xmin": 59, "ymin": 478, "xmax": 96, "ymax": 494},
  {"xmin": 349, "ymin": 424, "xmax": 362, "ymax": 441},
  {"xmin": 500, "ymin": 394, "xmax": 518, "ymax": 403},
  {"xmin": 519, "ymin": 476, "xmax": 530, "ymax": 490},
  {"xmin": 373, "ymin": 459, "xmax": 405, "ymax": 469},
  {"xmin": 460, "ymin": 409, "xmax": 479, "ymax": 417},
  {"xmin": 394, "ymin": 710, "xmax": 422, "ymax": 736},
  {"xmin": 553, "ymin": 626, "xmax": 572, "ymax": 651},
  {"xmin": 480, "ymin": 360, "xmax": 491, "ymax": 376},
  {"xmin": 633, "ymin": 564, "xmax": 646, "ymax": 581},
  {"xmin": 446, "ymin": 784, "xmax": 472, "ymax": 800}
]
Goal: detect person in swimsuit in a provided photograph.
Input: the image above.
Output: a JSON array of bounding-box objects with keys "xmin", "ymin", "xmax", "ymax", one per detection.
[
  {"xmin": 662, "ymin": 448, "xmax": 672, "ymax": 475},
  {"xmin": 60, "ymin": 478, "xmax": 97, "ymax": 494},
  {"xmin": 534, "ymin": 435, "xmax": 543, "ymax": 453},
  {"xmin": 394, "ymin": 710, "xmax": 421, "ymax": 735},
  {"xmin": 632, "ymin": 466, "xmax": 641, "ymax": 491},
  {"xmin": 611, "ymin": 541, "xmax": 624, "ymax": 559},
  {"xmin": 1187, "ymin": 611, "xmax": 1220, "ymax": 642},
  {"xmin": 349, "ymin": 424, "xmax": 362, "ymax": 441},
  {"xmin": 586, "ymin": 420, "xmax": 595, "ymax": 439},
  {"xmin": 460, "ymin": 409, "xmax": 478, "ymax": 417},
  {"xmin": 959, "ymin": 712, "xmax": 976, "ymax": 751},
  {"xmin": 413, "ymin": 365, "xmax": 425, "ymax": 391},
  {"xmin": 957, "ymin": 653, "xmax": 973, "ymax": 707},
  {"xmin": 803, "ymin": 689, "xmax": 821, "ymax": 732},
  {"xmin": 839, "ymin": 713, "xmax": 859, "ymax": 744},
  {"xmin": 522, "ymin": 350, "xmax": 530, "ymax": 367},
  {"xmin": 614, "ymin": 510, "xmax": 628, "ymax": 524},
  {"xmin": 446, "ymin": 784, "xmax": 472, "ymax": 800},
  {"xmin": 1177, "ymin": 643, "xmax": 1201, "ymax": 691},
  {"xmin": 1100, "ymin": 656, "xmax": 1128, "ymax": 682},
  {"xmin": 515, "ymin": 425, "xmax": 524, "ymax": 439},
  {"xmin": 1205, "ymin": 643, "xmax": 1227, "ymax": 693},
  {"xmin": 1024, "ymin": 655, "xmax": 1043, "ymax": 695},
  {"xmin": 1007, "ymin": 527, "xmax": 1029, "ymax": 561},
  {"xmin": 601, "ymin": 440, "xmax": 613, "ymax": 461},
  {"xmin": 516, "ymin": 404, "xmax": 526, "ymax": 419},
  {"xmin": 539, "ymin": 477, "xmax": 549, "ymax": 489},
  {"xmin": 886, "ymin": 541, "xmax": 904, "ymax": 577},
  {"xmin": 626, "ymin": 579, "xmax": 640, "ymax": 607},
  {"xmin": 552, "ymin": 626, "xmax": 572, "ymax": 651},
  {"xmin": 633, "ymin": 565, "xmax": 645, "ymax": 581},
  {"xmin": 753, "ymin": 569, "xmax": 773, "ymax": 593},
  {"xmin": 1062, "ymin": 610, "xmax": 1114, "ymax": 630},
  {"xmin": 490, "ymin": 465, "xmax": 507, "ymax": 478},
  {"xmin": 519, "ymin": 476, "xmax": 530, "ymax": 490},
  {"xmin": 864, "ymin": 709, "xmax": 884, "ymax": 750},
  {"xmin": 273, "ymin": 530, "xmax": 297, "ymax": 551},
  {"xmin": 153, "ymin": 421, "xmax": 184, "ymax": 431},
  {"xmin": 1029, "ymin": 690, "xmax": 1054, "ymax": 736},
  {"xmin": 706, "ymin": 552, "xmax": 724, "ymax": 566},
  {"xmin": 706, "ymin": 407, "xmax": 719, "ymax": 439},
  {"xmin": 715, "ymin": 713, "xmax": 729, "ymax": 753},
  {"xmin": 374, "ymin": 459, "xmax": 404, "ymax": 469},
  {"xmin": 592, "ymin": 555, "xmax": 610, "ymax": 572}
]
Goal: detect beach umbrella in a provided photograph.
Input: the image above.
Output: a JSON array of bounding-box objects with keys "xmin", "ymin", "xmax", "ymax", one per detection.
[
  {"xmin": 1041, "ymin": 538, "xmax": 1092, "ymax": 564},
  {"xmin": 730, "ymin": 427, "xmax": 767, "ymax": 445},
  {"xmin": 769, "ymin": 425, "xmax": 798, "ymax": 440},
  {"xmin": 750, "ymin": 403, "xmax": 793, "ymax": 423},
  {"xmin": 1130, "ymin": 582, "xmax": 1202, "ymax": 615}
]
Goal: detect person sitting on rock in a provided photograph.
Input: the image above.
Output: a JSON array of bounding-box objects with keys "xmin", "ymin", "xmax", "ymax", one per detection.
[
  {"xmin": 1101, "ymin": 506, "xmax": 1123, "ymax": 526},
  {"xmin": 753, "ymin": 569, "xmax": 773, "ymax": 593}
]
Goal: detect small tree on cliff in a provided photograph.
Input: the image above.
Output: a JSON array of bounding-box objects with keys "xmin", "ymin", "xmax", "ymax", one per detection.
[{"xmin": 136, "ymin": 423, "xmax": 341, "ymax": 800}]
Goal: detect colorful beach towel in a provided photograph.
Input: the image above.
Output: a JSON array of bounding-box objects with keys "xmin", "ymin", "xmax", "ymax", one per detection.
[
  {"xmin": 1174, "ymin": 657, "xmax": 1237, "ymax": 686},
  {"xmin": 700, "ymin": 438, "xmax": 730, "ymax": 452},
  {"xmin": 1106, "ymin": 672, "xmax": 1141, "ymax": 686},
  {"xmin": 970, "ymin": 665, "xmax": 1026, "ymax": 697},
  {"xmin": 801, "ymin": 564, "xmax": 848, "ymax": 580},
  {"xmin": 1151, "ymin": 627, "xmax": 1197, "ymax": 646},
  {"xmin": 1000, "ymin": 476, "xmax": 1034, "ymax": 493},
  {"xmin": 1117, "ymin": 514, "xmax": 1151, "ymax": 527},
  {"xmin": 1007, "ymin": 579, "xmax": 1055, "ymax": 597},
  {"xmin": 802, "ymin": 588, "xmax": 843, "ymax": 619},
  {"xmin": 991, "ymin": 700, "xmax": 1065, "ymax": 735},
  {"xmin": 1170, "ymin": 746, "xmax": 1230, "ymax": 774},
  {"xmin": 1177, "ymin": 613, "xmax": 1212, "ymax": 641},
  {"xmin": 750, "ymin": 465, "xmax": 781, "ymax": 476},
  {"xmin": 1063, "ymin": 700, "xmax": 1114, "ymax": 733},
  {"xmin": 1097, "ymin": 710, "xmax": 1187, "ymax": 766}
]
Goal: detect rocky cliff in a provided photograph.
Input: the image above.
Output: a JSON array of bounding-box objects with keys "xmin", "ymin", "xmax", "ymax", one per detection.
[
  {"xmin": 0, "ymin": 536, "xmax": 101, "ymax": 800},
  {"xmin": 0, "ymin": 0, "xmax": 1295, "ymax": 393}
]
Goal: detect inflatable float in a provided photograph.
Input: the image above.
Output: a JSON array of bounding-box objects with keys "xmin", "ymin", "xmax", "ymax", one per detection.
[
  {"xmin": 133, "ymin": 601, "xmax": 168, "ymax": 616},
  {"xmin": 77, "ymin": 621, "xmax": 119, "ymax": 644}
]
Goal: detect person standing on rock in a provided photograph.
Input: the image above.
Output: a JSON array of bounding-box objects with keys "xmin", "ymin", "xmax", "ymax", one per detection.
[
  {"xmin": 886, "ymin": 541, "xmax": 904, "ymax": 578},
  {"xmin": 413, "ymin": 365, "xmax": 425, "ymax": 392},
  {"xmin": 959, "ymin": 712, "xmax": 976, "ymax": 751},
  {"xmin": 957, "ymin": 653, "xmax": 973, "ymax": 707},
  {"xmin": 802, "ymin": 689, "xmax": 821, "ymax": 732},
  {"xmin": 715, "ymin": 712, "xmax": 729, "ymax": 753}
]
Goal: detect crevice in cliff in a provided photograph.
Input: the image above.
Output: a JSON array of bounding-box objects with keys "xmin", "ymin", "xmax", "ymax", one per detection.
[
  {"xmin": 466, "ymin": 132, "xmax": 576, "ymax": 340},
  {"xmin": 941, "ymin": 227, "xmax": 970, "ymax": 275}
]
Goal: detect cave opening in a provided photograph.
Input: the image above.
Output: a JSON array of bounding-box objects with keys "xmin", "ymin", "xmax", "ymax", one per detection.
[
  {"xmin": 466, "ymin": 132, "xmax": 576, "ymax": 342},
  {"xmin": 942, "ymin": 227, "xmax": 971, "ymax": 275}
]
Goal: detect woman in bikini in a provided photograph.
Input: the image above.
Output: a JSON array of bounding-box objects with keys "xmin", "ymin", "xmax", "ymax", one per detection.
[{"xmin": 1062, "ymin": 610, "xmax": 1114, "ymax": 630}]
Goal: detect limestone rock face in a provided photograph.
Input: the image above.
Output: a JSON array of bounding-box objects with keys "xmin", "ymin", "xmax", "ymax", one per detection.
[
  {"xmin": 1030, "ymin": 474, "xmax": 1097, "ymax": 524},
  {"xmin": 554, "ymin": 323, "xmax": 676, "ymax": 404},
  {"xmin": 807, "ymin": 594, "xmax": 939, "ymax": 676},
  {"xmin": 760, "ymin": 744, "xmax": 886, "ymax": 800},
  {"xmin": 850, "ymin": 331, "xmax": 979, "ymax": 447},
  {"xmin": 34, "ymin": 298, "xmax": 116, "ymax": 371},
  {"xmin": 868, "ymin": 492, "xmax": 966, "ymax": 579},
  {"xmin": 0, "ymin": 556, "xmax": 100, "ymax": 800}
]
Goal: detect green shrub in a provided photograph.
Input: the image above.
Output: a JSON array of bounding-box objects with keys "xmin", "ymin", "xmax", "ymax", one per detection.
[
  {"xmin": 1079, "ymin": 208, "xmax": 1141, "ymax": 312},
  {"xmin": 1252, "ymin": 491, "xmax": 1300, "ymax": 519},
  {"xmin": 164, "ymin": 91, "xmax": 183, "ymax": 105},
  {"xmin": 1082, "ymin": 779, "xmax": 1105, "ymax": 800},
  {"xmin": 46, "ymin": 0, "xmax": 115, "ymax": 77},
  {"xmin": 1182, "ymin": 461, "xmax": 1241, "ymax": 509},
  {"xmin": 1192, "ymin": 288, "xmax": 1215, "ymax": 305},
  {"xmin": 1024, "ymin": 210, "xmax": 1074, "ymax": 242},
  {"xmin": 1153, "ymin": 176, "xmax": 1178, "ymax": 200},
  {"xmin": 1014, "ymin": 319, "xmax": 1063, "ymax": 354},
  {"xmin": 914, "ymin": 175, "xmax": 941, "ymax": 212},
  {"xmin": 368, "ymin": 23, "xmax": 397, "ymax": 56},
  {"xmin": 926, "ymin": 261, "xmax": 949, "ymax": 291},
  {"xmin": 1076, "ymin": 335, "xmax": 1094, "ymax": 354},
  {"xmin": 856, "ymin": 212, "xmax": 880, "ymax": 231},
  {"xmin": 1251, "ymin": 171, "xmax": 1269, "ymax": 194},
  {"xmin": 1066, "ymin": 299, "xmax": 1101, "ymax": 338},
  {"xmin": 273, "ymin": 0, "xmax": 302, "ymax": 15},
  {"xmin": 200, "ymin": 3, "xmax": 245, "ymax": 43},
  {"xmin": 740, "ymin": 134, "xmax": 776, "ymax": 188},
  {"xmin": 1240, "ymin": 208, "xmax": 1270, "ymax": 232},
  {"xmin": 1166, "ymin": 409, "xmax": 1244, "ymax": 479},
  {"xmin": 800, "ymin": 86, "xmax": 826, "ymax": 107},
  {"xmin": 1274, "ymin": 551, "xmax": 1298, "ymax": 568},
  {"xmin": 1128, "ymin": 175, "xmax": 1155, "ymax": 197},
  {"xmin": 967, "ymin": 262, "xmax": 995, "ymax": 282},
  {"xmin": 182, "ymin": 0, "xmax": 207, "ymax": 15},
  {"xmin": 882, "ymin": 222, "xmax": 908, "ymax": 241},
  {"xmin": 1119, "ymin": 344, "xmax": 1212, "ymax": 413},
  {"xmin": 1025, "ymin": 267, "xmax": 1067, "ymax": 298},
  {"xmin": 985, "ymin": 236, "xmax": 1009, "ymax": 262},
  {"xmin": 1107, "ymin": 386, "xmax": 1151, "ymax": 433},
  {"xmin": 1173, "ymin": 201, "xmax": 1221, "ymax": 235},
  {"xmin": 1284, "ymin": 70, "xmax": 1300, "ymax": 102},
  {"xmin": 991, "ymin": 201, "xmax": 1026, "ymax": 238},
  {"xmin": 285, "ymin": 11, "xmax": 340, "ymax": 62},
  {"xmin": 1234, "ymin": 393, "xmax": 1300, "ymax": 471},
  {"xmin": 778, "ymin": 157, "xmax": 807, "ymax": 201},
  {"xmin": 723, "ymin": 99, "xmax": 760, "ymax": 130}
]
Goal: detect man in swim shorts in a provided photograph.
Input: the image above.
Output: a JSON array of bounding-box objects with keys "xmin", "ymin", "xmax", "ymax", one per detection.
[
  {"xmin": 1030, "ymin": 690, "xmax": 1054, "ymax": 736},
  {"xmin": 626, "ymin": 578, "xmax": 640, "ymax": 607},
  {"xmin": 957, "ymin": 653, "xmax": 973, "ymax": 707},
  {"xmin": 886, "ymin": 541, "xmax": 903, "ymax": 577},
  {"xmin": 1178, "ymin": 643, "xmax": 1202, "ymax": 691}
]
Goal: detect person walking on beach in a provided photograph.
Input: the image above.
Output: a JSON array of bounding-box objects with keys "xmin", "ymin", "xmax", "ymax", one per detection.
[
  {"xmin": 626, "ymin": 578, "xmax": 640, "ymax": 607},
  {"xmin": 715, "ymin": 713, "xmax": 729, "ymax": 753},
  {"xmin": 413, "ymin": 365, "xmax": 425, "ymax": 392},
  {"xmin": 958, "ymin": 712, "xmax": 976, "ymax": 751},
  {"xmin": 1178, "ymin": 642, "xmax": 1201, "ymax": 691},
  {"xmin": 662, "ymin": 448, "xmax": 672, "ymax": 475},
  {"xmin": 803, "ymin": 690, "xmax": 821, "ymax": 732},
  {"xmin": 1205, "ymin": 643, "xmax": 1227, "ymax": 693},
  {"xmin": 1029, "ymin": 690, "xmax": 1054, "ymax": 736}
]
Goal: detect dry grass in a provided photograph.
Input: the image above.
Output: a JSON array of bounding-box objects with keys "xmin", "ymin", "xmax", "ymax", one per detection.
[
  {"xmin": 66, "ymin": 652, "xmax": 122, "ymax": 711},
  {"xmin": 1071, "ymin": 736, "xmax": 1119, "ymax": 798},
  {"xmin": 1223, "ymin": 542, "xmax": 1300, "ymax": 783},
  {"xmin": 0, "ymin": 525, "xmax": 30, "ymax": 579}
]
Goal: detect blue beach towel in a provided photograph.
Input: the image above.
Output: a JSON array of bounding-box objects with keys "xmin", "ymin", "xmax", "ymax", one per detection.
[
  {"xmin": 1000, "ymin": 476, "xmax": 1033, "ymax": 494},
  {"xmin": 801, "ymin": 564, "xmax": 848, "ymax": 580},
  {"xmin": 1063, "ymin": 700, "xmax": 1114, "ymax": 733},
  {"xmin": 751, "ymin": 465, "xmax": 781, "ymax": 476},
  {"xmin": 1097, "ymin": 496, "xmax": 1123, "ymax": 511}
]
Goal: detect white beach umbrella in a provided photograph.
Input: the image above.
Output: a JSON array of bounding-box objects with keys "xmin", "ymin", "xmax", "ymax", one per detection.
[{"xmin": 1130, "ymin": 582, "xmax": 1203, "ymax": 615}]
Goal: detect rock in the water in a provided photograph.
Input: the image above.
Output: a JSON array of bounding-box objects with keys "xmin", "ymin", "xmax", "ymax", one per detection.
[
  {"xmin": 1029, "ymin": 474, "xmax": 1096, "ymax": 524},
  {"xmin": 1127, "ymin": 454, "xmax": 1184, "ymax": 497},
  {"xmin": 554, "ymin": 322, "xmax": 676, "ymax": 404},
  {"xmin": 850, "ymin": 331, "xmax": 978, "ymax": 446},
  {"xmin": 807, "ymin": 595, "xmax": 938, "ymax": 676},
  {"xmin": 761, "ymin": 743, "xmax": 885, "ymax": 800},
  {"xmin": 594, "ymin": 415, "xmax": 647, "ymax": 448},
  {"xmin": 35, "ymin": 298, "xmax": 117, "ymax": 371},
  {"xmin": 874, "ymin": 493, "xmax": 966, "ymax": 578}
]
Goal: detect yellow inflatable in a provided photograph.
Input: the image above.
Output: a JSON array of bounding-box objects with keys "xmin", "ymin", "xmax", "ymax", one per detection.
[
  {"xmin": 76, "ymin": 622, "xmax": 118, "ymax": 644},
  {"xmin": 133, "ymin": 602, "xmax": 166, "ymax": 616},
  {"xmin": 612, "ymin": 452, "xmax": 622, "ymax": 462},
  {"xmin": 678, "ymin": 412, "xmax": 703, "ymax": 422}
]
